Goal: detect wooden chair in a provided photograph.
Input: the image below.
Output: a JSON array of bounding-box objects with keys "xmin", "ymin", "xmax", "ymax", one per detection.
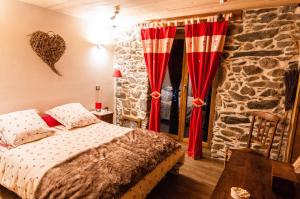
[
  {"xmin": 120, "ymin": 115, "xmax": 142, "ymax": 128},
  {"xmin": 225, "ymin": 111, "xmax": 281, "ymax": 165}
]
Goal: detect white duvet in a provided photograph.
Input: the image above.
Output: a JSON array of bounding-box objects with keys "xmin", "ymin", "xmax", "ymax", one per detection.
[{"xmin": 0, "ymin": 122, "xmax": 131, "ymax": 199}]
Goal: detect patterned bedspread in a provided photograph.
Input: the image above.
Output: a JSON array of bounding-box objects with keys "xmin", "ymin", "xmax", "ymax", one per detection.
[{"xmin": 0, "ymin": 122, "xmax": 181, "ymax": 199}]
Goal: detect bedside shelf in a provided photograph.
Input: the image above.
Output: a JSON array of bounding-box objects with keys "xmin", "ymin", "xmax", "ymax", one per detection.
[{"xmin": 91, "ymin": 110, "xmax": 114, "ymax": 124}]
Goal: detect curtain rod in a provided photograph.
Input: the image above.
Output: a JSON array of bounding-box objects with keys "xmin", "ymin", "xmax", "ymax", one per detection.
[{"xmin": 138, "ymin": 10, "xmax": 241, "ymax": 26}]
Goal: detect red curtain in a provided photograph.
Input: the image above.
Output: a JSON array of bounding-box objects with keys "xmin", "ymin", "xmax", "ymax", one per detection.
[
  {"xmin": 185, "ymin": 17, "xmax": 228, "ymax": 159},
  {"xmin": 141, "ymin": 26, "xmax": 176, "ymax": 131}
]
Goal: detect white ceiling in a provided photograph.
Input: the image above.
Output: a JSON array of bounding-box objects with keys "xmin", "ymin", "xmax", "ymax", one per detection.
[{"xmin": 19, "ymin": 0, "xmax": 299, "ymax": 22}]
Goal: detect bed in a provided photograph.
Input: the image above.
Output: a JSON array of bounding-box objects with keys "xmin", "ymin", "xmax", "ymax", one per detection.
[{"xmin": 0, "ymin": 104, "xmax": 184, "ymax": 199}]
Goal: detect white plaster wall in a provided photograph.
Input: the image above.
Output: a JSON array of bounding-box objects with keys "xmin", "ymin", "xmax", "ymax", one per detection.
[{"xmin": 0, "ymin": 0, "xmax": 114, "ymax": 114}]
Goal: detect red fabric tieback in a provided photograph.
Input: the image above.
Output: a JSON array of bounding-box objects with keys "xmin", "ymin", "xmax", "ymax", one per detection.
[
  {"xmin": 150, "ymin": 91, "xmax": 161, "ymax": 99},
  {"xmin": 192, "ymin": 98, "xmax": 206, "ymax": 108}
]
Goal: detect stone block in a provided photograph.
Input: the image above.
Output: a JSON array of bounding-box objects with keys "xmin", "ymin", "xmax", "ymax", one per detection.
[
  {"xmin": 230, "ymin": 84, "xmax": 239, "ymax": 90},
  {"xmin": 131, "ymin": 90, "xmax": 142, "ymax": 98},
  {"xmin": 127, "ymin": 77, "xmax": 137, "ymax": 84},
  {"xmin": 280, "ymin": 5, "xmax": 297, "ymax": 13},
  {"xmin": 233, "ymin": 50, "xmax": 283, "ymax": 58},
  {"xmin": 240, "ymin": 86, "xmax": 255, "ymax": 96},
  {"xmin": 288, "ymin": 61, "xmax": 298, "ymax": 69},
  {"xmin": 131, "ymin": 110, "xmax": 138, "ymax": 116},
  {"xmin": 267, "ymin": 21, "xmax": 293, "ymax": 28},
  {"xmin": 276, "ymin": 40, "xmax": 294, "ymax": 48},
  {"xmin": 232, "ymin": 61, "xmax": 247, "ymax": 66},
  {"xmin": 234, "ymin": 28, "xmax": 278, "ymax": 42},
  {"xmin": 246, "ymin": 76, "xmax": 260, "ymax": 82},
  {"xmin": 246, "ymin": 8, "xmax": 277, "ymax": 15},
  {"xmin": 215, "ymin": 135, "xmax": 232, "ymax": 142},
  {"xmin": 259, "ymin": 57, "xmax": 279, "ymax": 68},
  {"xmin": 221, "ymin": 116, "xmax": 250, "ymax": 124},
  {"xmin": 280, "ymin": 24, "xmax": 297, "ymax": 32},
  {"xmin": 122, "ymin": 100, "xmax": 131, "ymax": 108},
  {"xmin": 275, "ymin": 34, "xmax": 291, "ymax": 41},
  {"xmin": 247, "ymin": 100, "xmax": 279, "ymax": 109},
  {"xmin": 139, "ymin": 99, "xmax": 147, "ymax": 112},
  {"xmin": 267, "ymin": 68, "xmax": 285, "ymax": 77},
  {"xmin": 278, "ymin": 13, "xmax": 300, "ymax": 20},
  {"xmin": 224, "ymin": 45, "xmax": 239, "ymax": 51},
  {"xmin": 255, "ymin": 39, "xmax": 273, "ymax": 48},
  {"xmin": 227, "ymin": 103, "xmax": 238, "ymax": 108},
  {"xmin": 228, "ymin": 127, "xmax": 245, "ymax": 134},
  {"xmin": 258, "ymin": 12, "xmax": 278, "ymax": 23},
  {"xmin": 260, "ymin": 89, "xmax": 280, "ymax": 97},
  {"xmin": 212, "ymin": 143, "xmax": 224, "ymax": 150},
  {"xmin": 261, "ymin": 75, "xmax": 270, "ymax": 81},
  {"xmin": 242, "ymin": 43, "xmax": 254, "ymax": 50},
  {"xmin": 232, "ymin": 67, "xmax": 242, "ymax": 73},
  {"xmin": 116, "ymin": 91, "xmax": 126, "ymax": 99},
  {"xmin": 223, "ymin": 82, "xmax": 231, "ymax": 90},
  {"xmin": 253, "ymin": 25, "xmax": 267, "ymax": 31},
  {"xmin": 221, "ymin": 130, "xmax": 236, "ymax": 137},
  {"xmin": 247, "ymin": 81, "xmax": 282, "ymax": 88},
  {"xmin": 243, "ymin": 65, "xmax": 263, "ymax": 75},
  {"xmin": 229, "ymin": 91, "xmax": 250, "ymax": 101}
]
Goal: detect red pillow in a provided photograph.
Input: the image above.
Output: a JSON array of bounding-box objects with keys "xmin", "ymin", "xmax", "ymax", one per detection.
[
  {"xmin": 0, "ymin": 135, "xmax": 10, "ymax": 148},
  {"xmin": 41, "ymin": 114, "xmax": 61, "ymax": 127}
]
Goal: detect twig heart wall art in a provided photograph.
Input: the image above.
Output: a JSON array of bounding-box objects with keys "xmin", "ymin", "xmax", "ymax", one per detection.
[{"xmin": 29, "ymin": 31, "xmax": 66, "ymax": 76}]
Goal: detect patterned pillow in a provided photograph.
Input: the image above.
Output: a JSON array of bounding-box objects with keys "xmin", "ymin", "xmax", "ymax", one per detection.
[
  {"xmin": 0, "ymin": 109, "xmax": 54, "ymax": 148},
  {"xmin": 46, "ymin": 103, "xmax": 99, "ymax": 130}
]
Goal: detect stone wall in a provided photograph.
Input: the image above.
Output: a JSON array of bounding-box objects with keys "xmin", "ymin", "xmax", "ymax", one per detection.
[
  {"xmin": 113, "ymin": 27, "xmax": 150, "ymax": 128},
  {"xmin": 211, "ymin": 5, "xmax": 300, "ymax": 160},
  {"xmin": 112, "ymin": 5, "xmax": 300, "ymax": 160}
]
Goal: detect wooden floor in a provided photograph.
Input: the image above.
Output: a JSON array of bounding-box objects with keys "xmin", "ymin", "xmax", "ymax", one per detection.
[
  {"xmin": 147, "ymin": 149, "xmax": 224, "ymax": 199},
  {"xmin": 0, "ymin": 149, "xmax": 223, "ymax": 199}
]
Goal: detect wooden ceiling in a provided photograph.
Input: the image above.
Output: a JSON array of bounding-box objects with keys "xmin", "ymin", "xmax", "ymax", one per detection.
[{"xmin": 19, "ymin": 0, "xmax": 299, "ymax": 21}]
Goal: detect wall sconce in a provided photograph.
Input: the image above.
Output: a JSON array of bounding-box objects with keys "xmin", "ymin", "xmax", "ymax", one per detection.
[
  {"xmin": 111, "ymin": 5, "xmax": 120, "ymax": 28},
  {"xmin": 97, "ymin": 43, "xmax": 105, "ymax": 49}
]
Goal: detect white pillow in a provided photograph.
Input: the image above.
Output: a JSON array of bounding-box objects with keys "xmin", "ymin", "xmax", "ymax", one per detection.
[
  {"xmin": 46, "ymin": 103, "xmax": 99, "ymax": 130},
  {"xmin": 0, "ymin": 109, "xmax": 54, "ymax": 148}
]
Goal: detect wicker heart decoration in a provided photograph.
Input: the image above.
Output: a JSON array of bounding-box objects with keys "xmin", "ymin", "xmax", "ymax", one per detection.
[{"xmin": 29, "ymin": 31, "xmax": 66, "ymax": 76}]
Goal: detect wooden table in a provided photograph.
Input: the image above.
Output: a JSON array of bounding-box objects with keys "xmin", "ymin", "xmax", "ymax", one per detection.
[{"xmin": 210, "ymin": 150, "xmax": 300, "ymax": 199}]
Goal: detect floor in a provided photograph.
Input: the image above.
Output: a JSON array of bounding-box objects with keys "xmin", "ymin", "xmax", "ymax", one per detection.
[
  {"xmin": 147, "ymin": 149, "xmax": 224, "ymax": 199},
  {"xmin": 0, "ymin": 149, "xmax": 223, "ymax": 199}
]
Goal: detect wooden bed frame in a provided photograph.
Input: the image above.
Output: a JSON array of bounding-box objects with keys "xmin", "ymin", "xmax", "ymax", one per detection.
[{"xmin": 122, "ymin": 148, "xmax": 185, "ymax": 199}]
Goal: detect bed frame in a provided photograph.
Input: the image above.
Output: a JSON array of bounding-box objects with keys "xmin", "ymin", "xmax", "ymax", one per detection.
[{"xmin": 122, "ymin": 149, "xmax": 185, "ymax": 199}]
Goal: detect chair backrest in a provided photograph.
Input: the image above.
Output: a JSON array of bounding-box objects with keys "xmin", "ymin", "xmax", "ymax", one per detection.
[
  {"xmin": 120, "ymin": 115, "xmax": 142, "ymax": 128},
  {"xmin": 247, "ymin": 111, "xmax": 281, "ymax": 158}
]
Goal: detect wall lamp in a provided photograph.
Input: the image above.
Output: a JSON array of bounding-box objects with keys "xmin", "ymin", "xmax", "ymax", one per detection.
[{"xmin": 97, "ymin": 43, "xmax": 105, "ymax": 49}]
